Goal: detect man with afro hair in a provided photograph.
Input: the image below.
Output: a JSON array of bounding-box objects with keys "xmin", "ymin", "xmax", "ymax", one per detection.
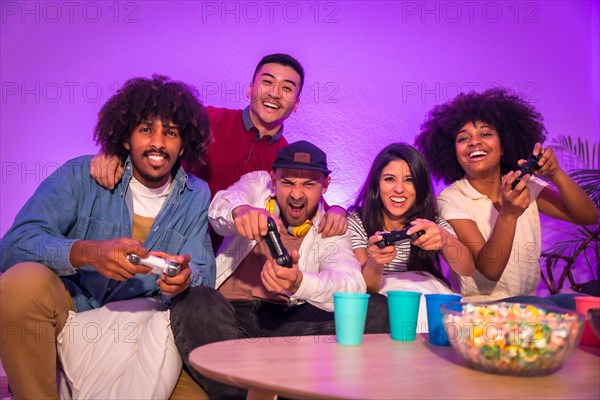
[{"xmin": 0, "ymin": 75, "xmax": 215, "ymax": 399}]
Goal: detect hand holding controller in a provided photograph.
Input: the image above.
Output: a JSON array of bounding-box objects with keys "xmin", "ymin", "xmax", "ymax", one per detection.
[
  {"xmin": 127, "ymin": 254, "xmax": 181, "ymax": 277},
  {"xmin": 263, "ymin": 217, "xmax": 292, "ymax": 268},
  {"xmin": 511, "ymin": 153, "xmax": 541, "ymax": 190},
  {"xmin": 376, "ymin": 228, "xmax": 426, "ymax": 248}
]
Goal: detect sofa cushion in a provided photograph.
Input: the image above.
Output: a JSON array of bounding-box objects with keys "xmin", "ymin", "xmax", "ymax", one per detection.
[{"xmin": 57, "ymin": 296, "xmax": 181, "ymax": 399}]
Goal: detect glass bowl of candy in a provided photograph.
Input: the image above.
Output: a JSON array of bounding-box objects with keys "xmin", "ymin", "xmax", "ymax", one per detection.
[{"xmin": 441, "ymin": 302, "xmax": 585, "ymax": 376}]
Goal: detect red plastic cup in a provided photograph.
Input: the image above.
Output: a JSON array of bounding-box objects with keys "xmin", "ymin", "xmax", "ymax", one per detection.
[{"xmin": 574, "ymin": 296, "xmax": 600, "ymax": 346}]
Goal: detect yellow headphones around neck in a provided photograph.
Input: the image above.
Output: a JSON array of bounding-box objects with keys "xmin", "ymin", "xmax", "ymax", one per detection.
[{"xmin": 265, "ymin": 198, "xmax": 315, "ymax": 238}]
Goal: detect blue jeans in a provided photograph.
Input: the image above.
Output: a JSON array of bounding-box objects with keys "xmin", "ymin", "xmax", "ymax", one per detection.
[{"xmin": 170, "ymin": 286, "xmax": 390, "ymax": 399}]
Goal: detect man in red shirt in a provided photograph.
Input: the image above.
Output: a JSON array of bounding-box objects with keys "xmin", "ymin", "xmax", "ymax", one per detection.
[
  {"xmin": 186, "ymin": 54, "xmax": 303, "ymax": 197},
  {"xmin": 91, "ymin": 54, "xmax": 347, "ymax": 250}
]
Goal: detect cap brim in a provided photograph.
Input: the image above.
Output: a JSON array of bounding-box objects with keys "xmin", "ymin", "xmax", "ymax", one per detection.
[{"xmin": 272, "ymin": 162, "xmax": 331, "ymax": 175}]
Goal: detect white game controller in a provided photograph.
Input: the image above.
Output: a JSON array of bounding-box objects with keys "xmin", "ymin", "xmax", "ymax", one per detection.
[{"xmin": 127, "ymin": 254, "xmax": 181, "ymax": 277}]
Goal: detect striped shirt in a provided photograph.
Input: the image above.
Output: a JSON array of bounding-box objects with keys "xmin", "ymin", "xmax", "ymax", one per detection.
[{"xmin": 347, "ymin": 211, "xmax": 456, "ymax": 274}]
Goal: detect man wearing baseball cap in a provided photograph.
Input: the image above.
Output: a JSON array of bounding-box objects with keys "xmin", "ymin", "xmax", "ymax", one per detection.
[{"xmin": 170, "ymin": 140, "xmax": 389, "ymax": 399}]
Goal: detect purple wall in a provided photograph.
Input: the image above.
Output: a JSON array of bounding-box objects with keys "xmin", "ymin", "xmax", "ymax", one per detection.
[{"xmin": 1, "ymin": 1, "xmax": 599, "ymax": 288}]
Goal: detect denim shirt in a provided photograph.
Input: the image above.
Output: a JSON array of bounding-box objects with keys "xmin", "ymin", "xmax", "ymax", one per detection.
[{"xmin": 0, "ymin": 155, "xmax": 216, "ymax": 312}]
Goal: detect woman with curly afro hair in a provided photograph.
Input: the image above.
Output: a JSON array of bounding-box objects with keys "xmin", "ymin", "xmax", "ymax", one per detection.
[{"xmin": 415, "ymin": 87, "xmax": 597, "ymax": 305}]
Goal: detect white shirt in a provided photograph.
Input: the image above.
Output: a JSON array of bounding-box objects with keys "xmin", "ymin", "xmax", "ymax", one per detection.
[
  {"xmin": 208, "ymin": 171, "xmax": 366, "ymax": 312},
  {"xmin": 437, "ymin": 176, "xmax": 548, "ymax": 301},
  {"xmin": 129, "ymin": 177, "xmax": 172, "ymax": 218}
]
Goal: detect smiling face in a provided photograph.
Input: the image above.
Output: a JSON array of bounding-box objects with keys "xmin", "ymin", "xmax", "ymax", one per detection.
[
  {"xmin": 124, "ymin": 118, "xmax": 183, "ymax": 188},
  {"xmin": 379, "ymin": 159, "xmax": 416, "ymax": 230},
  {"xmin": 271, "ymin": 168, "xmax": 330, "ymax": 227},
  {"xmin": 454, "ymin": 121, "xmax": 503, "ymax": 181},
  {"xmin": 248, "ymin": 63, "xmax": 301, "ymax": 135}
]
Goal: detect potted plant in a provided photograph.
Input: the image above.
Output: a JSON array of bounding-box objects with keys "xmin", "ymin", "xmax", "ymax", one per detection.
[{"xmin": 539, "ymin": 135, "xmax": 600, "ymax": 295}]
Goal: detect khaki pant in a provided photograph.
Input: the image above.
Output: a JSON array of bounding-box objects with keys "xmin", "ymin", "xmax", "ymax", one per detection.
[
  {"xmin": 0, "ymin": 263, "xmax": 207, "ymax": 399},
  {"xmin": 1, "ymin": 263, "xmax": 74, "ymax": 399},
  {"xmin": 170, "ymin": 368, "xmax": 209, "ymax": 400}
]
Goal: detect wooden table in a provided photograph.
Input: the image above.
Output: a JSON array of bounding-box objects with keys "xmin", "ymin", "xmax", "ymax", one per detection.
[{"xmin": 189, "ymin": 333, "xmax": 600, "ymax": 399}]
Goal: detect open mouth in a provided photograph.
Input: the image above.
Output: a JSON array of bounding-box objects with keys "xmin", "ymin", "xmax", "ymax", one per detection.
[
  {"xmin": 263, "ymin": 100, "xmax": 281, "ymax": 110},
  {"xmin": 468, "ymin": 150, "xmax": 488, "ymax": 159},
  {"xmin": 390, "ymin": 196, "xmax": 407, "ymax": 206},
  {"xmin": 288, "ymin": 202, "xmax": 305, "ymax": 218},
  {"xmin": 143, "ymin": 150, "xmax": 170, "ymax": 166}
]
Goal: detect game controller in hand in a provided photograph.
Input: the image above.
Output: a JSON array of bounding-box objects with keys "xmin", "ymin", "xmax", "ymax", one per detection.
[
  {"xmin": 127, "ymin": 254, "xmax": 181, "ymax": 277},
  {"xmin": 511, "ymin": 153, "xmax": 542, "ymax": 190},
  {"xmin": 263, "ymin": 217, "xmax": 292, "ymax": 268},
  {"xmin": 375, "ymin": 228, "xmax": 426, "ymax": 248}
]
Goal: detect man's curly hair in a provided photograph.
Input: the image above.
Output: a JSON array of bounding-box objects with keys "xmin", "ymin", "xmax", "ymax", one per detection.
[
  {"xmin": 94, "ymin": 75, "xmax": 210, "ymax": 167},
  {"xmin": 414, "ymin": 87, "xmax": 547, "ymax": 185}
]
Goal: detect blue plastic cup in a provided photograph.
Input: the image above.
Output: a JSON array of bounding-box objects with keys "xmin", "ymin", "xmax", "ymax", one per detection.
[
  {"xmin": 333, "ymin": 292, "xmax": 370, "ymax": 345},
  {"xmin": 387, "ymin": 291, "xmax": 421, "ymax": 341},
  {"xmin": 425, "ymin": 293, "xmax": 462, "ymax": 346}
]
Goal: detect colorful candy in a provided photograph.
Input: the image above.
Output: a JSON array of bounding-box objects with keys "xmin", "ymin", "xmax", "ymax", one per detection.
[{"xmin": 442, "ymin": 302, "xmax": 584, "ymax": 375}]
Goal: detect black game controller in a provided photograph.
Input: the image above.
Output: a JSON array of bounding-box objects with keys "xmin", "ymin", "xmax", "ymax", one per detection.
[
  {"xmin": 375, "ymin": 228, "xmax": 426, "ymax": 248},
  {"xmin": 263, "ymin": 217, "xmax": 292, "ymax": 268},
  {"xmin": 511, "ymin": 153, "xmax": 541, "ymax": 190}
]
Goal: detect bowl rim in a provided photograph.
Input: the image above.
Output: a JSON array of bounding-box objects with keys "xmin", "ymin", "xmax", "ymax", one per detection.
[{"xmin": 440, "ymin": 301, "xmax": 586, "ymax": 323}]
